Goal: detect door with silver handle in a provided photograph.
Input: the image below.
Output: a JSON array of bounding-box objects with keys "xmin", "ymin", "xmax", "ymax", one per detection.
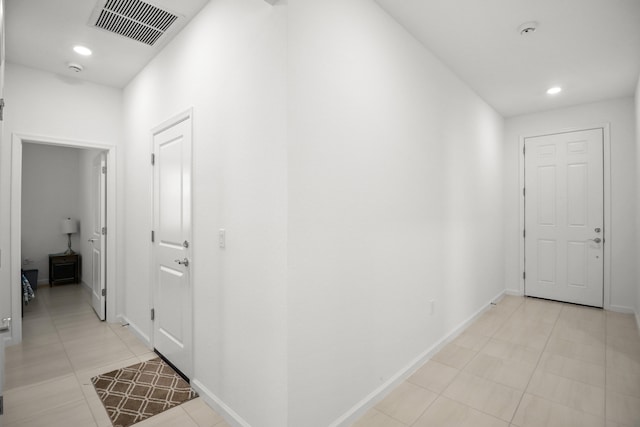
[{"xmin": 588, "ymin": 237, "xmax": 602, "ymax": 244}]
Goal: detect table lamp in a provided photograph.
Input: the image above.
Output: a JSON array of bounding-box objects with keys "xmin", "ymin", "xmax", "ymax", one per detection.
[{"xmin": 61, "ymin": 218, "xmax": 79, "ymax": 254}]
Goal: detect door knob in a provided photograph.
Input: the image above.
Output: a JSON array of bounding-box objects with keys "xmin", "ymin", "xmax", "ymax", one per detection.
[
  {"xmin": 0, "ymin": 317, "xmax": 11, "ymax": 332},
  {"xmin": 88, "ymin": 238, "xmax": 97, "ymax": 243},
  {"xmin": 174, "ymin": 258, "xmax": 189, "ymax": 267},
  {"xmin": 589, "ymin": 237, "xmax": 602, "ymax": 244}
]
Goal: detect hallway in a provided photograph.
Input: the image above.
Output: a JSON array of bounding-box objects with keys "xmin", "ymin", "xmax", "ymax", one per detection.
[
  {"xmin": 4, "ymin": 285, "xmax": 228, "ymax": 426},
  {"xmin": 4, "ymin": 285, "xmax": 640, "ymax": 426}
]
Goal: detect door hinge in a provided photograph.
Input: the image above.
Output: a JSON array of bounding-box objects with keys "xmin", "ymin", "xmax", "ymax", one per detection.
[
  {"xmin": 151, "ymin": 153, "xmax": 155, "ymax": 165},
  {"xmin": 101, "ymin": 288, "xmax": 106, "ymax": 296},
  {"xmin": 0, "ymin": 395, "xmax": 4, "ymax": 416},
  {"xmin": 523, "ymin": 187, "xmax": 526, "ymax": 197},
  {"xmin": 102, "ymin": 227, "xmax": 106, "ymax": 235},
  {"xmin": 102, "ymin": 165, "xmax": 107, "ymax": 174},
  {"xmin": 151, "ymin": 308, "xmax": 155, "ymax": 321},
  {"xmin": 523, "ymin": 145, "xmax": 526, "ymax": 155},
  {"xmin": 523, "ymin": 229, "xmax": 526, "ymax": 238},
  {"xmin": 151, "ymin": 230, "xmax": 155, "ymax": 242},
  {"xmin": 0, "ymin": 98, "xmax": 5, "ymax": 121},
  {"xmin": 523, "ymin": 271, "xmax": 526, "ymax": 280}
]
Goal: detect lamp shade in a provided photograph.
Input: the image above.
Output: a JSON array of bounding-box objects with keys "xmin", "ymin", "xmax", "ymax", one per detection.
[{"xmin": 61, "ymin": 218, "xmax": 78, "ymax": 234}]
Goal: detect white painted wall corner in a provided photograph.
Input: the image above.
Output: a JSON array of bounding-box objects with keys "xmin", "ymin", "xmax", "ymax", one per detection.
[
  {"xmin": 117, "ymin": 315, "xmax": 151, "ymax": 347},
  {"xmin": 191, "ymin": 379, "xmax": 252, "ymax": 427}
]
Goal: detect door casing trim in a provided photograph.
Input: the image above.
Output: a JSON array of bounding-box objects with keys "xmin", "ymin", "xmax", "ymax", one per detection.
[{"xmin": 10, "ymin": 133, "xmax": 118, "ymax": 344}]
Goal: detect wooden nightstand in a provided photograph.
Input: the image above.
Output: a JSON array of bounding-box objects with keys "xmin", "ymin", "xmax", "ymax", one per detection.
[{"xmin": 48, "ymin": 253, "xmax": 81, "ymax": 286}]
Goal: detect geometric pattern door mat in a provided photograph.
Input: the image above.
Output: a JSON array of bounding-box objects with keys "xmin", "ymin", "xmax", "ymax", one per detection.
[{"xmin": 91, "ymin": 357, "xmax": 198, "ymax": 427}]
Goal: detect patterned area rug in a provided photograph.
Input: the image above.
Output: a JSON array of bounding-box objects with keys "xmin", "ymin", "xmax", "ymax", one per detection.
[{"xmin": 92, "ymin": 357, "xmax": 197, "ymax": 427}]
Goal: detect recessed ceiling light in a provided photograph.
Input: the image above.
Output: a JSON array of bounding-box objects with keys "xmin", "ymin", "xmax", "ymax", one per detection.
[
  {"xmin": 73, "ymin": 45, "xmax": 92, "ymax": 56},
  {"xmin": 546, "ymin": 86, "xmax": 562, "ymax": 95}
]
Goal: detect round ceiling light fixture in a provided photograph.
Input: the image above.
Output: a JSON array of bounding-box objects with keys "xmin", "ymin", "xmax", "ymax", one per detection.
[
  {"xmin": 73, "ymin": 45, "xmax": 92, "ymax": 56},
  {"xmin": 546, "ymin": 86, "xmax": 562, "ymax": 95},
  {"xmin": 68, "ymin": 63, "xmax": 84, "ymax": 73},
  {"xmin": 518, "ymin": 21, "xmax": 539, "ymax": 36}
]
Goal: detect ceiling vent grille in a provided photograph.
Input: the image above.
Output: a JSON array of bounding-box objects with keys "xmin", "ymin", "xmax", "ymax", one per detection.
[{"xmin": 93, "ymin": 0, "xmax": 178, "ymax": 46}]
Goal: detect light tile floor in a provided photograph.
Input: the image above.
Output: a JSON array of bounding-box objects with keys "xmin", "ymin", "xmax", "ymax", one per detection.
[
  {"xmin": 6, "ymin": 287, "xmax": 640, "ymax": 426},
  {"xmin": 352, "ymin": 295, "xmax": 640, "ymax": 427},
  {"xmin": 4, "ymin": 284, "xmax": 229, "ymax": 427}
]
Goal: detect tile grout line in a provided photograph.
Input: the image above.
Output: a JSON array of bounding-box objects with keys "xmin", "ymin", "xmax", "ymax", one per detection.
[
  {"xmin": 52, "ymin": 287, "xmax": 103, "ymax": 427},
  {"xmin": 406, "ymin": 297, "xmax": 526, "ymax": 426},
  {"xmin": 506, "ymin": 299, "xmax": 564, "ymax": 426},
  {"xmin": 453, "ymin": 298, "xmax": 531, "ymax": 425},
  {"xmin": 10, "ymin": 287, "xmax": 99, "ymax": 426}
]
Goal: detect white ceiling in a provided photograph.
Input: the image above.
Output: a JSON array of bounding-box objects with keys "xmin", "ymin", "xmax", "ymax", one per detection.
[
  {"xmin": 5, "ymin": 0, "xmax": 640, "ymax": 116},
  {"xmin": 5, "ymin": 0, "xmax": 209, "ymax": 88},
  {"xmin": 374, "ymin": 0, "xmax": 640, "ymax": 117}
]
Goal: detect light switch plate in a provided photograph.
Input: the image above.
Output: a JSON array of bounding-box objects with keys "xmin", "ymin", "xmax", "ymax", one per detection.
[{"xmin": 219, "ymin": 229, "xmax": 226, "ymax": 249}]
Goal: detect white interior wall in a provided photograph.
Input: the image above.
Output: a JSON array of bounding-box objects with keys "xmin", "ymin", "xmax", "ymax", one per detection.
[
  {"xmin": 503, "ymin": 97, "xmax": 637, "ymax": 312},
  {"xmin": 21, "ymin": 143, "xmax": 81, "ymax": 283},
  {"xmin": 121, "ymin": 0, "xmax": 287, "ymax": 426},
  {"xmin": 0, "ymin": 63, "xmax": 123, "ymax": 341},
  {"xmin": 287, "ymin": 1, "xmax": 504, "ymax": 425}
]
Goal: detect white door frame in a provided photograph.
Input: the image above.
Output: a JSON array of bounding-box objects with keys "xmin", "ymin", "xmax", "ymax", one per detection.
[
  {"xmin": 518, "ymin": 124, "xmax": 612, "ymax": 309},
  {"xmin": 9, "ymin": 133, "xmax": 118, "ymax": 344}
]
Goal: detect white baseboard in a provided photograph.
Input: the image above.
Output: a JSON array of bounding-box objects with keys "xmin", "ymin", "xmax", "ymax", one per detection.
[
  {"xmin": 608, "ymin": 304, "xmax": 636, "ymax": 314},
  {"xmin": 117, "ymin": 315, "xmax": 151, "ymax": 347},
  {"xmin": 329, "ymin": 289, "xmax": 506, "ymax": 427},
  {"xmin": 81, "ymin": 280, "xmax": 91, "ymax": 293},
  {"xmin": 191, "ymin": 379, "xmax": 252, "ymax": 427}
]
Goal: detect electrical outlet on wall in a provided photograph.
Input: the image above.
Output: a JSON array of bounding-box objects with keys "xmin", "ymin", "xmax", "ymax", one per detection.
[{"xmin": 219, "ymin": 229, "xmax": 226, "ymax": 249}]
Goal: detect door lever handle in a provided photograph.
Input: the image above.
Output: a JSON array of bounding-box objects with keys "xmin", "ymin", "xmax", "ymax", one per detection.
[
  {"xmin": 88, "ymin": 238, "xmax": 97, "ymax": 243},
  {"xmin": 0, "ymin": 317, "xmax": 12, "ymax": 332},
  {"xmin": 174, "ymin": 258, "xmax": 189, "ymax": 267},
  {"xmin": 588, "ymin": 237, "xmax": 602, "ymax": 244}
]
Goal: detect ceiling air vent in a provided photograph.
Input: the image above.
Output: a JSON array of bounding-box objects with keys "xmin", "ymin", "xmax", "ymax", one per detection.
[{"xmin": 92, "ymin": 0, "xmax": 179, "ymax": 46}]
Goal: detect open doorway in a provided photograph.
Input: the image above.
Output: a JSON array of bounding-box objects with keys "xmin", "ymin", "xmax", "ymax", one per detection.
[
  {"xmin": 21, "ymin": 143, "xmax": 106, "ymax": 321},
  {"xmin": 9, "ymin": 134, "xmax": 117, "ymax": 345}
]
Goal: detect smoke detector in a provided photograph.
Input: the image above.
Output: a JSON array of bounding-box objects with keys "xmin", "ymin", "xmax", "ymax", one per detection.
[
  {"xmin": 518, "ymin": 21, "xmax": 539, "ymax": 36},
  {"xmin": 68, "ymin": 63, "xmax": 84, "ymax": 73}
]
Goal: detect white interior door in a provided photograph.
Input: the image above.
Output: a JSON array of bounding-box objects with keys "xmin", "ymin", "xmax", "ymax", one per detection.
[
  {"xmin": 89, "ymin": 153, "xmax": 107, "ymax": 320},
  {"xmin": 152, "ymin": 113, "xmax": 192, "ymax": 378},
  {"xmin": 524, "ymin": 128, "xmax": 604, "ymax": 307}
]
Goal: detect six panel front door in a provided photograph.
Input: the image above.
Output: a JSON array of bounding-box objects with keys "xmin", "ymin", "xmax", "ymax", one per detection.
[{"xmin": 524, "ymin": 128, "xmax": 604, "ymax": 307}]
